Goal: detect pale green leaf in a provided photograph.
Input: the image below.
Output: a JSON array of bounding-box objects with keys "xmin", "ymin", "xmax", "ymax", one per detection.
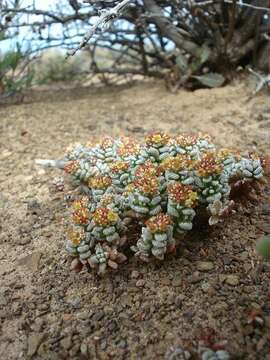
[
  {"xmin": 256, "ymin": 235, "xmax": 270, "ymax": 261},
  {"xmin": 175, "ymin": 53, "xmax": 188, "ymax": 72},
  {"xmin": 193, "ymin": 72, "xmax": 225, "ymax": 88}
]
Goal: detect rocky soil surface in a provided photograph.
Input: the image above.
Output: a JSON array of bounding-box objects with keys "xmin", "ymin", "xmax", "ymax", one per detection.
[{"xmin": 0, "ymin": 80, "xmax": 270, "ymax": 359}]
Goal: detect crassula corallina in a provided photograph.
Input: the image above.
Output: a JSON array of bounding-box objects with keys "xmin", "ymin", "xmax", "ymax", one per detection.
[{"xmin": 36, "ymin": 132, "xmax": 266, "ymax": 274}]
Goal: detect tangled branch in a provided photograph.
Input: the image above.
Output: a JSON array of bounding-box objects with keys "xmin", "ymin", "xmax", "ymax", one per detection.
[
  {"xmin": 66, "ymin": 0, "xmax": 132, "ymax": 57},
  {"xmin": 249, "ymin": 67, "xmax": 270, "ymax": 93},
  {"xmin": 1, "ymin": 0, "xmax": 270, "ymax": 87}
]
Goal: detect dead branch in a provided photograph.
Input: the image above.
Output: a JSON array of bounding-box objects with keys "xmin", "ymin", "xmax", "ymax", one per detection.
[
  {"xmin": 2, "ymin": 0, "xmax": 270, "ymax": 86},
  {"xmin": 249, "ymin": 67, "xmax": 270, "ymax": 93},
  {"xmin": 66, "ymin": 0, "xmax": 132, "ymax": 57}
]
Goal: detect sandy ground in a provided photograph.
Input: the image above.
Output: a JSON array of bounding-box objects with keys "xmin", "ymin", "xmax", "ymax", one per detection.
[{"xmin": 0, "ymin": 80, "xmax": 270, "ymax": 360}]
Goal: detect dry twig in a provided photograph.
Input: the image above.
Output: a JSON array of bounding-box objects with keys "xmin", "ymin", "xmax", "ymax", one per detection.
[
  {"xmin": 249, "ymin": 68, "xmax": 270, "ymax": 94},
  {"xmin": 66, "ymin": 0, "xmax": 132, "ymax": 57}
]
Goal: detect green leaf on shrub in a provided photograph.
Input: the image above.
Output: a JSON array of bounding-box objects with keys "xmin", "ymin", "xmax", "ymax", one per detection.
[
  {"xmin": 176, "ymin": 53, "xmax": 188, "ymax": 72},
  {"xmin": 256, "ymin": 235, "xmax": 270, "ymax": 261},
  {"xmin": 197, "ymin": 46, "xmax": 210, "ymax": 64},
  {"xmin": 0, "ymin": 31, "xmax": 7, "ymax": 41},
  {"xmin": 0, "ymin": 51, "xmax": 21, "ymax": 73},
  {"xmin": 189, "ymin": 46, "xmax": 211, "ymax": 73},
  {"xmin": 0, "ymin": 43, "xmax": 33, "ymax": 95},
  {"xmin": 193, "ymin": 72, "xmax": 225, "ymax": 88}
]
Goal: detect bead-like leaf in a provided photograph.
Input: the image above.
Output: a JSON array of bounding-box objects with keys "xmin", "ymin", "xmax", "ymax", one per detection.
[{"xmin": 256, "ymin": 235, "xmax": 270, "ymax": 261}]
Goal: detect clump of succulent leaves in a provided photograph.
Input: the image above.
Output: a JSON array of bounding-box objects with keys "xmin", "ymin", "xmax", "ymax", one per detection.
[
  {"xmin": 256, "ymin": 235, "xmax": 270, "ymax": 261},
  {"xmin": 40, "ymin": 132, "xmax": 266, "ymax": 274}
]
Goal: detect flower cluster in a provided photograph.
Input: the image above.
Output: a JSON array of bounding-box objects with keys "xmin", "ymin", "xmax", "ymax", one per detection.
[
  {"xmin": 43, "ymin": 132, "xmax": 266, "ymax": 274},
  {"xmin": 146, "ymin": 213, "xmax": 172, "ymax": 234},
  {"xmin": 92, "ymin": 207, "xmax": 119, "ymax": 227},
  {"xmin": 117, "ymin": 138, "xmax": 141, "ymax": 158},
  {"xmin": 161, "ymin": 155, "xmax": 193, "ymax": 172},
  {"xmin": 89, "ymin": 175, "xmax": 112, "ymax": 189},
  {"xmin": 175, "ymin": 134, "xmax": 197, "ymax": 148},
  {"xmin": 168, "ymin": 183, "xmax": 198, "ymax": 207},
  {"xmin": 195, "ymin": 152, "xmax": 223, "ymax": 177},
  {"xmin": 145, "ymin": 132, "xmax": 170, "ymax": 147},
  {"xmin": 110, "ymin": 161, "xmax": 129, "ymax": 174},
  {"xmin": 64, "ymin": 160, "xmax": 80, "ymax": 174},
  {"xmin": 133, "ymin": 176, "xmax": 159, "ymax": 197}
]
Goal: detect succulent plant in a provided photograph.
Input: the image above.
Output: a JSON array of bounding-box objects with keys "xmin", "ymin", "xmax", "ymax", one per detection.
[
  {"xmin": 164, "ymin": 346, "xmax": 191, "ymax": 360},
  {"xmin": 200, "ymin": 348, "xmax": 230, "ymax": 360},
  {"xmin": 256, "ymin": 235, "xmax": 270, "ymax": 261},
  {"xmin": 132, "ymin": 213, "xmax": 174, "ymax": 261},
  {"xmin": 37, "ymin": 132, "xmax": 266, "ymax": 274}
]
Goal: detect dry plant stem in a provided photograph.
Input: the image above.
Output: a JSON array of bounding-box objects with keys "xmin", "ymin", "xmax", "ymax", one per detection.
[
  {"xmin": 66, "ymin": 0, "xmax": 132, "ymax": 57},
  {"xmin": 193, "ymin": 0, "xmax": 270, "ymax": 12},
  {"xmin": 35, "ymin": 159, "xmax": 67, "ymax": 169},
  {"xmin": 248, "ymin": 67, "xmax": 270, "ymax": 94},
  {"xmin": 3, "ymin": 0, "xmax": 270, "ymax": 80}
]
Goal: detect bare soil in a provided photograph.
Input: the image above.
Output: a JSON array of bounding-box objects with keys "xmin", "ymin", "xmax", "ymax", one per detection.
[{"xmin": 0, "ymin": 80, "xmax": 270, "ymax": 360}]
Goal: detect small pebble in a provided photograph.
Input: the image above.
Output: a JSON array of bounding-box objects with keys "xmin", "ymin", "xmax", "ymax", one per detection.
[
  {"xmin": 118, "ymin": 339, "xmax": 127, "ymax": 349},
  {"xmin": 80, "ymin": 342, "xmax": 88, "ymax": 356},
  {"xmin": 201, "ymin": 282, "xmax": 211, "ymax": 293},
  {"xmin": 225, "ymin": 275, "xmax": 239, "ymax": 286},
  {"xmin": 172, "ymin": 278, "xmax": 182, "ymax": 287},
  {"xmin": 196, "ymin": 261, "xmax": 214, "ymax": 272},
  {"xmin": 189, "ymin": 273, "xmax": 204, "ymax": 284},
  {"xmin": 136, "ymin": 279, "xmax": 145, "ymax": 287},
  {"xmin": 60, "ymin": 336, "xmax": 72, "ymax": 351},
  {"xmin": 92, "ymin": 310, "xmax": 105, "ymax": 322},
  {"xmin": 27, "ymin": 334, "xmax": 44, "ymax": 357},
  {"xmin": 131, "ymin": 270, "xmax": 140, "ymax": 279},
  {"xmin": 239, "ymin": 251, "xmax": 249, "ymax": 260}
]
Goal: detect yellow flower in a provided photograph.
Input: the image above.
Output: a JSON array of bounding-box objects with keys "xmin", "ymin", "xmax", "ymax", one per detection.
[
  {"xmin": 217, "ymin": 148, "xmax": 231, "ymax": 162},
  {"xmin": 67, "ymin": 228, "xmax": 84, "ymax": 246},
  {"xmin": 99, "ymin": 136, "xmax": 114, "ymax": 149},
  {"xmin": 146, "ymin": 213, "xmax": 171, "ymax": 233},
  {"xmin": 72, "ymin": 207, "xmax": 90, "ymax": 225},
  {"xmin": 124, "ymin": 183, "xmax": 135, "ymax": 195},
  {"xmin": 145, "ymin": 132, "xmax": 170, "ymax": 146},
  {"xmin": 89, "ymin": 175, "xmax": 112, "ymax": 189},
  {"xmin": 185, "ymin": 191, "xmax": 198, "ymax": 207},
  {"xmin": 175, "ymin": 134, "xmax": 197, "ymax": 147},
  {"xmin": 168, "ymin": 183, "xmax": 198, "ymax": 207},
  {"xmin": 107, "ymin": 210, "xmax": 119, "ymax": 222},
  {"xmin": 99, "ymin": 194, "xmax": 114, "ymax": 207},
  {"xmin": 72, "ymin": 197, "xmax": 89, "ymax": 211},
  {"xmin": 198, "ymin": 132, "xmax": 212, "ymax": 142},
  {"xmin": 134, "ymin": 175, "xmax": 159, "ymax": 196},
  {"xmin": 93, "ymin": 208, "xmax": 118, "ymax": 226},
  {"xmin": 135, "ymin": 161, "xmax": 157, "ymax": 178},
  {"xmin": 152, "ymin": 134, "xmax": 162, "ymax": 143},
  {"xmin": 64, "ymin": 160, "xmax": 80, "ymax": 174},
  {"xmin": 216, "ymin": 148, "xmax": 241, "ymax": 163},
  {"xmin": 195, "ymin": 152, "xmax": 223, "ymax": 177},
  {"xmin": 161, "ymin": 155, "xmax": 193, "ymax": 172},
  {"xmin": 117, "ymin": 139, "xmax": 141, "ymax": 157},
  {"xmin": 110, "ymin": 161, "xmax": 129, "ymax": 173}
]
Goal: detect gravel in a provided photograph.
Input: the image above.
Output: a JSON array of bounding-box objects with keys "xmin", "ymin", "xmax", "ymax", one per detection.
[
  {"xmin": 1, "ymin": 82, "xmax": 270, "ymax": 360},
  {"xmin": 196, "ymin": 261, "xmax": 215, "ymax": 272}
]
